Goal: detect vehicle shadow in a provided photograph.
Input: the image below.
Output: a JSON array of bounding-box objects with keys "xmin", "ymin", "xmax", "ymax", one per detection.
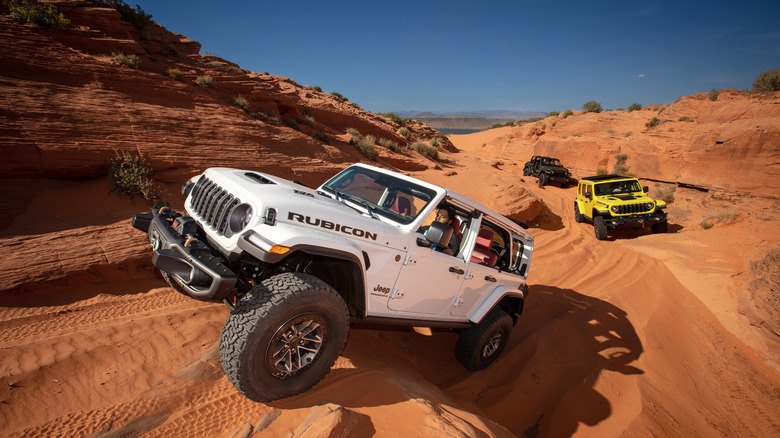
[
  {"xmin": 271, "ymin": 285, "xmax": 643, "ymax": 437},
  {"xmin": 607, "ymin": 221, "xmax": 683, "ymax": 240}
]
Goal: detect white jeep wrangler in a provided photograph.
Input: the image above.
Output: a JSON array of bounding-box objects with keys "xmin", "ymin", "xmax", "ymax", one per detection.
[{"xmin": 132, "ymin": 163, "xmax": 535, "ymax": 402}]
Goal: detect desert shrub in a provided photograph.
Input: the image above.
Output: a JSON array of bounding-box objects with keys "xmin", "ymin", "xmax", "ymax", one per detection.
[
  {"xmin": 250, "ymin": 111, "xmax": 280, "ymax": 124},
  {"xmin": 313, "ymin": 132, "xmax": 330, "ymax": 143},
  {"xmin": 380, "ymin": 112, "xmax": 403, "ymax": 124},
  {"xmin": 413, "ymin": 142, "xmax": 438, "ymax": 160},
  {"xmin": 597, "ymin": 168, "xmax": 608, "ymax": 175},
  {"xmin": 346, "ymin": 128, "xmax": 361, "ymax": 137},
  {"xmin": 397, "ymin": 126, "xmax": 411, "ymax": 139},
  {"xmin": 562, "ymin": 109, "xmax": 573, "ymax": 118},
  {"xmin": 654, "ymin": 183, "xmax": 676, "ymax": 203},
  {"xmin": 330, "ymin": 91, "xmax": 348, "ymax": 101},
  {"xmin": 196, "ymin": 76, "xmax": 214, "ymax": 87},
  {"xmin": 350, "ymin": 135, "xmax": 377, "ymax": 160},
  {"xmin": 299, "ymin": 114, "xmax": 315, "ymax": 126},
  {"xmin": 708, "ymin": 88, "xmax": 720, "ymax": 101},
  {"xmin": 548, "ymin": 111, "xmax": 560, "ymax": 117},
  {"xmin": 231, "ymin": 95, "xmax": 249, "ymax": 111},
  {"xmin": 8, "ymin": 0, "xmax": 71, "ymax": 27},
  {"xmin": 107, "ymin": 150, "xmax": 161, "ymax": 201},
  {"xmin": 645, "ymin": 117, "xmax": 660, "ymax": 128},
  {"xmin": 552, "ymin": 121, "xmax": 557, "ymax": 127},
  {"xmin": 628, "ymin": 103, "xmax": 642, "ymax": 112},
  {"xmin": 679, "ymin": 116, "xmax": 695, "ymax": 122},
  {"xmin": 624, "ymin": 131, "xmax": 633, "ymax": 137},
  {"xmin": 378, "ymin": 137, "xmax": 405, "ymax": 153},
  {"xmin": 429, "ymin": 137, "xmax": 442, "ymax": 148},
  {"xmin": 752, "ymin": 69, "xmax": 780, "ymax": 92},
  {"xmin": 701, "ymin": 209, "xmax": 739, "ymax": 229},
  {"xmin": 606, "ymin": 130, "xmax": 617, "ymax": 136},
  {"xmin": 572, "ymin": 132, "xmax": 582, "ymax": 137},
  {"xmin": 167, "ymin": 68, "xmax": 184, "ymax": 81},
  {"xmin": 312, "ymin": 85, "xmax": 322, "ymax": 92},
  {"xmin": 282, "ymin": 117, "xmax": 300, "ymax": 131},
  {"xmin": 90, "ymin": 0, "xmax": 153, "ymax": 37},
  {"xmin": 110, "ymin": 52, "xmax": 141, "ymax": 69},
  {"xmin": 363, "ymin": 134, "xmax": 377, "ymax": 145},
  {"xmin": 582, "ymin": 101, "xmax": 603, "ymax": 113},
  {"xmin": 613, "ymin": 153, "xmax": 629, "ymax": 175}
]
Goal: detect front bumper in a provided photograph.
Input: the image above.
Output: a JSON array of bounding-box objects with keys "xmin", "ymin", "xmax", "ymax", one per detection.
[
  {"xmin": 132, "ymin": 203, "xmax": 237, "ymax": 301},
  {"xmin": 545, "ymin": 174, "xmax": 576, "ymax": 185},
  {"xmin": 603, "ymin": 211, "xmax": 667, "ymax": 229}
]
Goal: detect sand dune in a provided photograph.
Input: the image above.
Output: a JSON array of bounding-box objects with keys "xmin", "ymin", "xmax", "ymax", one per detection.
[{"xmin": 1, "ymin": 129, "xmax": 778, "ymax": 437}]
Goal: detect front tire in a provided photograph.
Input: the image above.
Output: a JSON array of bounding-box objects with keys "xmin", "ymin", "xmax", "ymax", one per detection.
[
  {"xmin": 538, "ymin": 173, "xmax": 548, "ymax": 187},
  {"xmin": 455, "ymin": 307, "xmax": 513, "ymax": 371},
  {"xmin": 652, "ymin": 221, "xmax": 668, "ymax": 233},
  {"xmin": 219, "ymin": 273, "xmax": 350, "ymax": 402},
  {"xmin": 594, "ymin": 216, "xmax": 608, "ymax": 240}
]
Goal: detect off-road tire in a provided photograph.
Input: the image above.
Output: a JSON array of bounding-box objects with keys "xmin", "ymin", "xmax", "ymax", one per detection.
[
  {"xmin": 219, "ymin": 272, "xmax": 350, "ymax": 402},
  {"xmin": 538, "ymin": 173, "xmax": 548, "ymax": 187},
  {"xmin": 455, "ymin": 307, "xmax": 513, "ymax": 371},
  {"xmin": 652, "ymin": 221, "xmax": 668, "ymax": 233},
  {"xmin": 594, "ymin": 216, "xmax": 608, "ymax": 240},
  {"xmin": 523, "ymin": 167, "xmax": 530, "ymax": 176},
  {"xmin": 574, "ymin": 204, "xmax": 583, "ymax": 223}
]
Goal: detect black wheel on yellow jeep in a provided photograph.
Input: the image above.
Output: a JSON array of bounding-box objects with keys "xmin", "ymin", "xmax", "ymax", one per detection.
[
  {"xmin": 219, "ymin": 272, "xmax": 350, "ymax": 402},
  {"xmin": 574, "ymin": 203, "xmax": 583, "ymax": 223},
  {"xmin": 652, "ymin": 221, "xmax": 668, "ymax": 233},
  {"xmin": 594, "ymin": 216, "xmax": 608, "ymax": 240},
  {"xmin": 455, "ymin": 307, "xmax": 513, "ymax": 371}
]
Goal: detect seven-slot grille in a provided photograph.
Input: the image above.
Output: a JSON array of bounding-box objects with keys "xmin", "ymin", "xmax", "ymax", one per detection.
[
  {"xmin": 613, "ymin": 203, "xmax": 652, "ymax": 215},
  {"xmin": 189, "ymin": 177, "xmax": 241, "ymax": 236}
]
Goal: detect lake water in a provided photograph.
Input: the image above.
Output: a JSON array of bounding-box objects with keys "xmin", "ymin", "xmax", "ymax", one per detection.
[{"xmin": 437, "ymin": 128, "xmax": 483, "ymax": 135}]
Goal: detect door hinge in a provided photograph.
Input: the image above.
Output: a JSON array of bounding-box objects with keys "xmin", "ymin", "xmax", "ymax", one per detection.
[
  {"xmin": 453, "ymin": 297, "xmax": 464, "ymax": 307},
  {"xmin": 403, "ymin": 254, "xmax": 416, "ymax": 266},
  {"xmin": 390, "ymin": 288, "xmax": 405, "ymax": 299}
]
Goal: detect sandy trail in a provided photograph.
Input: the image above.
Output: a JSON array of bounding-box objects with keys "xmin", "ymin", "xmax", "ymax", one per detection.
[{"xmin": 1, "ymin": 135, "xmax": 779, "ymax": 437}]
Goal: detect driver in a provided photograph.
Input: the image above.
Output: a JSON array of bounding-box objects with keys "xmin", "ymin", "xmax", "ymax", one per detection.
[{"xmin": 420, "ymin": 205, "xmax": 459, "ymax": 256}]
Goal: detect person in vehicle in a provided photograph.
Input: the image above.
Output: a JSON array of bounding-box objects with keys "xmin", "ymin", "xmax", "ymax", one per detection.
[{"xmin": 420, "ymin": 205, "xmax": 460, "ymax": 256}]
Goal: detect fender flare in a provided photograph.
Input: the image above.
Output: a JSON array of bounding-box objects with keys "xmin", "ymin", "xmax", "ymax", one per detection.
[{"xmin": 469, "ymin": 284, "xmax": 528, "ymax": 324}]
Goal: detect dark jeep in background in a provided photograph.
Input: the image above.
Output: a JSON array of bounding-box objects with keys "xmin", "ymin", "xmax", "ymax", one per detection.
[{"xmin": 523, "ymin": 155, "xmax": 577, "ymax": 188}]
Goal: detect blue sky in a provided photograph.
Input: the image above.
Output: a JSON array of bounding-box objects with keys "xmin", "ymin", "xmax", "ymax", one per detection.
[{"xmin": 134, "ymin": 0, "xmax": 780, "ymax": 114}]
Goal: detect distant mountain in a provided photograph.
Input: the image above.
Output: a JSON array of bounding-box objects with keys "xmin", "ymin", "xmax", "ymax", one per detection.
[{"xmin": 393, "ymin": 110, "xmax": 548, "ymax": 130}]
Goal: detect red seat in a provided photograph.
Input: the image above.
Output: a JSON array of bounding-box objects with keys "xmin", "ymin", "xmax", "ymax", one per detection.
[
  {"xmin": 470, "ymin": 228, "xmax": 497, "ymax": 267},
  {"xmin": 392, "ymin": 197, "xmax": 411, "ymax": 215}
]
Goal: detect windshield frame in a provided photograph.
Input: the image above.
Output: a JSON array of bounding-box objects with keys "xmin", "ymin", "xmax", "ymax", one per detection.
[{"xmin": 321, "ymin": 166, "xmax": 438, "ymax": 225}]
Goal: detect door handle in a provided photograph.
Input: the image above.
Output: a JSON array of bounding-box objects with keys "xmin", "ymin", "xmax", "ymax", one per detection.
[
  {"xmin": 484, "ymin": 275, "xmax": 497, "ymax": 282},
  {"xmin": 449, "ymin": 267, "xmax": 465, "ymax": 275}
]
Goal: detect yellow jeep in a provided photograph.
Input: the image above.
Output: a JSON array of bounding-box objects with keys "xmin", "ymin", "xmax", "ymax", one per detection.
[{"xmin": 574, "ymin": 174, "xmax": 668, "ymax": 240}]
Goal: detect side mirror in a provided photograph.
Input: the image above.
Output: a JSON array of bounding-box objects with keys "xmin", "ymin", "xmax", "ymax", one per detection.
[
  {"xmin": 416, "ymin": 220, "xmax": 452, "ymax": 248},
  {"xmin": 643, "ymin": 186, "xmax": 649, "ymax": 193}
]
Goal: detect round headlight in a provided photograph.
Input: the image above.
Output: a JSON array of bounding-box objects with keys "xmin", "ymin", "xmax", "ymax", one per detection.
[
  {"xmin": 229, "ymin": 204, "xmax": 253, "ymax": 233},
  {"xmin": 611, "ymin": 206, "xmax": 619, "ymax": 213},
  {"xmin": 646, "ymin": 202, "xmax": 654, "ymax": 210}
]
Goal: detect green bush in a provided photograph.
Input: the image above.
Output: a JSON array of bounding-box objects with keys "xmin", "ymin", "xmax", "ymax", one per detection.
[
  {"xmin": 8, "ymin": 0, "xmax": 70, "ymax": 27},
  {"xmin": 167, "ymin": 68, "xmax": 183, "ymax": 81},
  {"xmin": 645, "ymin": 117, "xmax": 660, "ymax": 128},
  {"xmin": 299, "ymin": 114, "xmax": 315, "ymax": 126},
  {"xmin": 231, "ymin": 95, "xmax": 249, "ymax": 111},
  {"xmin": 708, "ymin": 88, "xmax": 720, "ymax": 101},
  {"xmin": 562, "ymin": 109, "xmax": 573, "ymax": 118},
  {"xmin": 250, "ymin": 111, "xmax": 280, "ymax": 124},
  {"xmin": 548, "ymin": 111, "xmax": 560, "ymax": 117},
  {"xmin": 613, "ymin": 153, "xmax": 629, "ymax": 175},
  {"xmin": 349, "ymin": 133, "xmax": 377, "ymax": 160},
  {"xmin": 396, "ymin": 127, "xmax": 411, "ymax": 139},
  {"xmin": 282, "ymin": 117, "xmax": 300, "ymax": 131},
  {"xmin": 413, "ymin": 142, "xmax": 438, "ymax": 160},
  {"xmin": 330, "ymin": 91, "xmax": 348, "ymax": 101},
  {"xmin": 628, "ymin": 103, "xmax": 642, "ymax": 112},
  {"xmin": 582, "ymin": 101, "xmax": 603, "ymax": 113},
  {"xmin": 653, "ymin": 183, "xmax": 676, "ymax": 203},
  {"xmin": 110, "ymin": 52, "xmax": 141, "ymax": 69},
  {"xmin": 107, "ymin": 150, "xmax": 161, "ymax": 201},
  {"xmin": 312, "ymin": 85, "xmax": 322, "ymax": 92},
  {"xmin": 597, "ymin": 168, "xmax": 608, "ymax": 175},
  {"xmin": 752, "ymin": 69, "xmax": 780, "ymax": 92},
  {"xmin": 378, "ymin": 137, "xmax": 405, "ymax": 153},
  {"xmin": 92, "ymin": 0, "xmax": 153, "ymax": 37},
  {"xmin": 380, "ymin": 112, "xmax": 403, "ymax": 124},
  {"xmin": 196, "ymin": 76, "xmax": 214, "ymax": 87},
  {"xmin": 679, "ymin": 116, "xmax": 695, "ymax": 122},
  {"xmin": 429, "ymin": 137, "xmax": 442, "ymax": 148},
  {"xmin": 313, "ymin": 132, "xmax": 329, "ymax": 143}
]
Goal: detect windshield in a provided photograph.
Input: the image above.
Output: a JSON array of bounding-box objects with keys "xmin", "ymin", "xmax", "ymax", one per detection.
[
  {"xmin": 594, "ymin": 180, "xmax": 642, "ymax": 196},
  {"xmin": 321, "ymin": 167, "xmax": 437, "ymax": 224}
]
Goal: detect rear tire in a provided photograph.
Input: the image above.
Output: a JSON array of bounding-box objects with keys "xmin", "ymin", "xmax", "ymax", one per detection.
[
  {"xmin": 455, "ymin": 307, "xmax": 513, "ymax": 371},
  {"xmin": 574, "ymin": 204, "xmax": 583, "ymax": 223},
  {"xmin": 594, "ymin": 216, "xmax": 608, "ymax": 240},
  {"xmin": 219, "ymin": 272, "xmax": 350, "ymax": 402}
]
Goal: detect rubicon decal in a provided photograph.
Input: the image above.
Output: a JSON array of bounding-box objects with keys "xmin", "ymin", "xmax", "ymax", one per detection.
[{"xmin": 288, "ymin": 212, "xmax": 378, "ymax": 241}]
